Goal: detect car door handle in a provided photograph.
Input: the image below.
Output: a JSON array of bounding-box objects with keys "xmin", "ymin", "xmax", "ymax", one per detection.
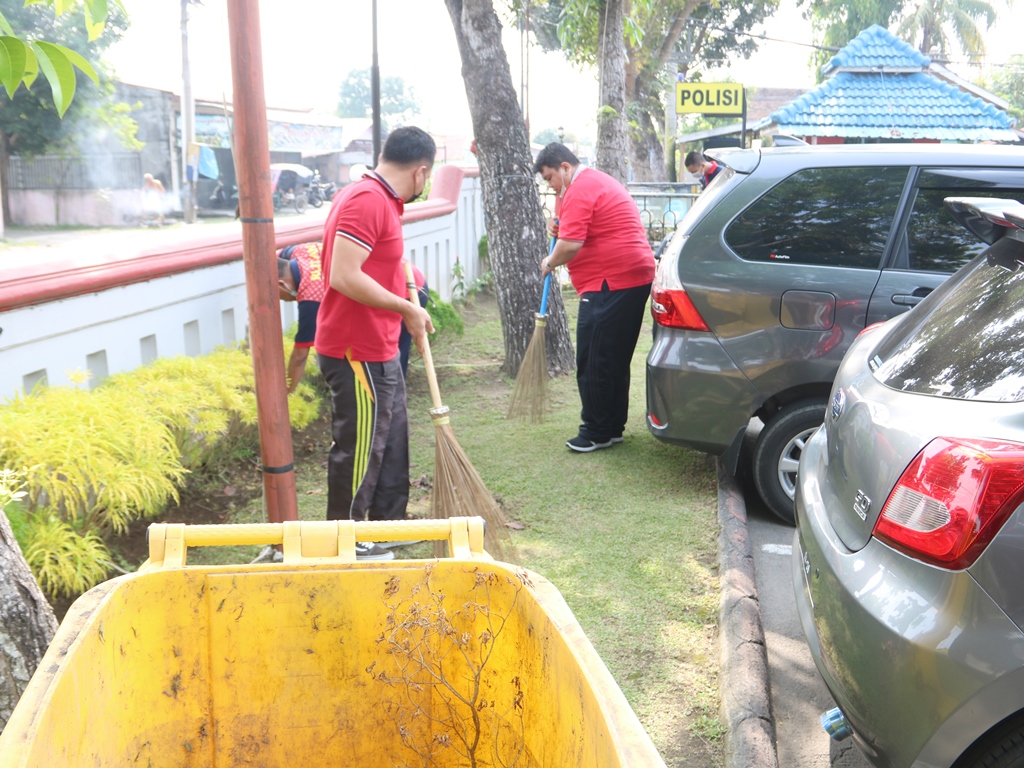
[
  {"xmin": 891, "ymin": 294, "xmax": 923, "ymax": 306},
  {"xmin": 891, "ymin": 287, "xmax": 934, "ymax": 307}
]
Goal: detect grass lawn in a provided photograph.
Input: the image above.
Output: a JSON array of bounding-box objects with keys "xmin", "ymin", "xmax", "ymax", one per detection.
[{"xmin": 193, "ymin": 287, "xmax": 723, "ymax": 766}]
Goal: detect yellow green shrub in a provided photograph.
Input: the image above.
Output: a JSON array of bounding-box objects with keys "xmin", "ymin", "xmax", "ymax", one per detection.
[
  {"xmin": 22, "ymin": 516, "xmax": 113, "ymax": 598},
  {"xmin": 0, "ymin": 342, "xmax": 323, "ymax": 597},
  {"xmin": 0, "ymin": 385, "xmax": 185, "ymax": 534}
]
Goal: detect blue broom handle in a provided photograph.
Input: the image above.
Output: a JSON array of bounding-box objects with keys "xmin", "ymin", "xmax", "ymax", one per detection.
[{"xmin": 539, "ymin": 231, "xmax": 557, "ymax": 316}]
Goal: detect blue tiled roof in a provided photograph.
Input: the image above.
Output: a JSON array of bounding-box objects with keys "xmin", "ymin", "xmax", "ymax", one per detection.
[
  {"xmin": 822, "ymin": 25, "xmax": 930, "ymax": 75},
  {"xmin": 767, "ymin": 71, "xmax": 1018, "ymax": 141}
]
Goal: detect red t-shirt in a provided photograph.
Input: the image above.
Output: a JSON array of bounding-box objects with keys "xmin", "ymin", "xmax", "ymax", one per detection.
[
  {"xmin": 555, "ymin": 167, "xmax": 655, "ymax": 294},
  {"xmin": 291, "ymin": 242, "xmax": 326, "ymax": 304},
  {"xmin": 316, "ymin": 174, "xmax": 406, "ymax": 362}
]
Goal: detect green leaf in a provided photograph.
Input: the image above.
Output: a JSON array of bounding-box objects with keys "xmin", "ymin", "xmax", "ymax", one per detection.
[
  {"xmin": 31, "ymin": 41, "xmax": 77, "ymax": 117},
  {"xmin": 61, "ymin": 45, "xmax": 99, "ymax": 85},
  {"xmin": 22, "ymin": 44, "xmax": 38, "ymax": 89},
  {"xmin": 0, "ymin": 11, "xmax": 13, "ymax": 36},
  {"xmin": 54, "ymin": 0, "xmax": 76, "ymax": 17},
  {"xmin": 0, "ymin": 37, "xmax": 28, "ymax": 98},
  {"xmin": 83, "ymin": 0, "xmax": 109, "ymax": 42}
]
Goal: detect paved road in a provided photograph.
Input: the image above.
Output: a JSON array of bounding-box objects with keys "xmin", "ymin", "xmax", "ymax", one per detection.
[{"xmin": 743, "ymin": 469, "xmax": 872, "ymax": 768}]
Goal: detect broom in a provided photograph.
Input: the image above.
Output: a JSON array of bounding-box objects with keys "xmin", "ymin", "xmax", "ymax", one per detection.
[
  {"xmin": 506, "ymin": 234, "xmax": 557, "ymax": 423},
  {"xmin": 403, "ymin": 262, "xmax": 514, "ymax": 560}
]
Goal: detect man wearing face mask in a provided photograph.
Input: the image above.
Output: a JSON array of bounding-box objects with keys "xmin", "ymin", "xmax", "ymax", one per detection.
[
  {"xmin": 316, "ymin": 126, "xmax": 436, "ymax": 559},
  {"xmin": 535, "ymin": 142, "xmax": 655, "ymax": 452}
]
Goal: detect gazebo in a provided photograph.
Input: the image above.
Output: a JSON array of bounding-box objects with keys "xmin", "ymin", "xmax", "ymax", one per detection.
[{"xmin": 755, "ymin": 25, "xmax": 1019, "ymax": 144}]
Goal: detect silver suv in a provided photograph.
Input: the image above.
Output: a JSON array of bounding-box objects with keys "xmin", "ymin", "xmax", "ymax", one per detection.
[{"xmin": 646, "ymin": 144, "xmax": 1024, "ymax": 522}]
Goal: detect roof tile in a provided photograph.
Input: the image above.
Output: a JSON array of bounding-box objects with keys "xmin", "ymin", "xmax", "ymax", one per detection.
[{"xmin": 822, "ymin": 25, "xmax": 930, "ymax": 74}]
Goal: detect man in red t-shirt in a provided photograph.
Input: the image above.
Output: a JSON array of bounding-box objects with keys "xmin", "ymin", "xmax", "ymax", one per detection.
[
  {"xmin": 316, "ymin": 126, "xmax": 435, "ymax": 559},
  {"xmin": 536, "ymin": 143, "xmax": 655, "ymax": 452}
]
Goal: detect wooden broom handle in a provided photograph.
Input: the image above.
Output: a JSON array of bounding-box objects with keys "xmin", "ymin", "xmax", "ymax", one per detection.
[{"xmin": 403, "ymin": 261, "xmax": 444, "ymax": 410}]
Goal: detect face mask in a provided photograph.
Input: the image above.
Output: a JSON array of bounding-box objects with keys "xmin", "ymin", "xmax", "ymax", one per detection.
[
  {"xmin": 405, "ymin": 169, "xmax": 427, "ymax": 204},
  {"xmin": 559, "ymin": 166, "xmax": 573, "ymax": 197}
]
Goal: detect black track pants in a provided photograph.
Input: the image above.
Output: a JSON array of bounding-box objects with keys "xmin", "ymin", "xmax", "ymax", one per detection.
[
  {"xmin": 575, "ymin": 281, "xmax": 651, "ymax": 443},
  {"xmin": 318, "ymin": 352, "xmax": 409, "ymax": 521}
]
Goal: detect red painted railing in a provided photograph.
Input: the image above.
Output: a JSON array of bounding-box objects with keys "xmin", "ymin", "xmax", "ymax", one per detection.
[{"xmin": 0, "ymin": 165, "xmax": 477, "ymax": 313}]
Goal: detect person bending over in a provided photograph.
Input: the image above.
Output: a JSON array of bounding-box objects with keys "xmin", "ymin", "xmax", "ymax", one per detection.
[{"xmin": 535, "ymin": 142, "xmax": 655, "ymax": 453}]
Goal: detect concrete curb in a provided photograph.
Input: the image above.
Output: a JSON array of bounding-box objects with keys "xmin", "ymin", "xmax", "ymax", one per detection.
[{"xmin": 717, "ymin": 459, "xmax": 779, "ymax": 768}]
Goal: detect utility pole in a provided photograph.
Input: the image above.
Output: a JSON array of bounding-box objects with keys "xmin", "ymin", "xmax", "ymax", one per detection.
[
  {"xmin": 225, "ymin": 0, "xmax": 298, "ymax": 525},
  {"xmin": 181, "ymin": 0, "xmax": 196, "ymax": 223},
  {"xmin": 371, "ymin": 0, "xmax": 381, "ymax": 168}
]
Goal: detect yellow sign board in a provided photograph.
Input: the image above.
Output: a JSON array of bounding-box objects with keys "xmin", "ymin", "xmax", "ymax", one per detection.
[{"xmin": 676, "ymin": 83, "xmax": 744, "ymax": 116}]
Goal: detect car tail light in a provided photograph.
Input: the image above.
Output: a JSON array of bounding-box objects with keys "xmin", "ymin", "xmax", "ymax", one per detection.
[
  {"xmin": 873, "ymin": 437, "xmax": 1024, "ymax": 570},
  {"xmin": 650, "ymin": 285, "xmax": 710, "ymax": 330},
  {"xmin": 649, "ymin": 234, "xmax": 709, "ymax": 331},
  {"xmin": 857, "ymin": 322, "xmax": 885, "ymax": 338}
]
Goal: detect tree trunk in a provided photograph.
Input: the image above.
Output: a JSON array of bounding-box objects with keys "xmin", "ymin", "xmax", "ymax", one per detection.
[
  {"xmin": 629, "ymin": 109, "xmax": 666, "ymax": 182},
  {"xmin": 595, "ymin": 0, "xmax": 629, "ymax": 185},
  {"xmin": 444, "ymin": 0, "xmax": 575, "ymax": 378},
  {"xmin": 0, "ymin": 509, "xmax": 57, "ymax": 734}
]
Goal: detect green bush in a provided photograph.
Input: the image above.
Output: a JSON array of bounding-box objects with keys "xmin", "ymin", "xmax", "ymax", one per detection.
[
  {"xmin": 0, "ymin": 468, "xmax": 31, "ymax": 548},
  {"xmin": 427, "ymin": 289, "xmax": 464, "ymax": 340},
  {"xmin": 0, "ymin": 342, "xmax": 323, "ymax": 597}
]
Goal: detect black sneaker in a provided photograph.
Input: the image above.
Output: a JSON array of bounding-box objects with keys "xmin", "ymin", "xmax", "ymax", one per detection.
[
  {"xmin": 354, "ymin": 541, "xmax": 395, "ymax": 561},
  {"xmin": 566, "ymin": 435, "xmax": 614, "ymax": 452}
]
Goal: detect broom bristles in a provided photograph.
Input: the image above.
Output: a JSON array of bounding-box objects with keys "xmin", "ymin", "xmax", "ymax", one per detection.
[
  {"xmin": 506, "ymin": 314, "xmax": 549, "ymax": 423},
  {"xmin": 430, "ymin": 412, "xmax": 515, "ymax": 561}
]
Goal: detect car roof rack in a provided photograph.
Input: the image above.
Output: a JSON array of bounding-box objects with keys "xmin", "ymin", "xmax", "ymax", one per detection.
[{"xmin": 944, "ymin": 197, "xmax": 1024, "ymax": 244}]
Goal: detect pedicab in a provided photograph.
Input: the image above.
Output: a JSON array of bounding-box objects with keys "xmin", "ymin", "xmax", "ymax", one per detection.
[
  {"xmin": 0, "ymin": 517, "xmax": 667, "ymax": 767},
  {"xmin": 270, "ymin": 162, "xmax": 314, "ymax": 213}
]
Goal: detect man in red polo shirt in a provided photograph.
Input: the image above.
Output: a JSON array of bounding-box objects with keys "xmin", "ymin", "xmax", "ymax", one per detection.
[
  {"xmin": 317, "ymin": 126, "xmax": 435, "ymax": 560},
  {"xmin": 536, "ymin": 143, "xmax": 655, "ymax": 452}
]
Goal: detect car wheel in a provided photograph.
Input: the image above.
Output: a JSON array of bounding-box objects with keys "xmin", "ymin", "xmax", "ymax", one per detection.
[
  {"xmin": 955, "ymin": 717, "xmax": 1024, "ymax": 768},
  {"xmin": 752, "ymin": 399, "xmax": 826, "ymax": 525}
]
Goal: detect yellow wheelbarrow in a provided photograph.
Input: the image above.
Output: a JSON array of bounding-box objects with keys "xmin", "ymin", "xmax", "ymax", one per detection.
[{"xmin": 0, "ymin": 518, "xmax": 666, "ymax": 767}]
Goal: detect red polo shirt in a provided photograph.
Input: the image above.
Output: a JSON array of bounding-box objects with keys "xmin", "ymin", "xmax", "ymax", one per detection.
[
  {"xmin": 316, "ymin": 174, "xmax": 406, "ymax": 362},
  {"xmin": 555, "ymin": 167, "xmax": 655, "ymax": 294}
]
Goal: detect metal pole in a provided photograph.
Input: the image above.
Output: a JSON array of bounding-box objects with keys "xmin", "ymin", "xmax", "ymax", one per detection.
[
  {"xmin": 741, "ymin": 90, "xmax": 748, "ymax": 148},
  {"xmin": 371, "ymin": 0, "xmax": 382, "ymax": 168},
  {"xmin": 225, "ymin": 0, "xmax": 298, "ymax": 525},
  {"xmin": 181, "ymin": 0, "xmax": 196, "ymax": 223}
]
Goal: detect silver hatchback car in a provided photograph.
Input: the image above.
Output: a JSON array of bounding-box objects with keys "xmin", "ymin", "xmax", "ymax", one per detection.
[{"xmin": 795, "ymin": 198, "xmax": 1024, "ymax": 768}]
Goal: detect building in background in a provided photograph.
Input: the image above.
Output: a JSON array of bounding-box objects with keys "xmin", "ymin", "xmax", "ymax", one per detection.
[{"xmin": 756, "ymin": 25, "xmax": 1020, "ymax": 144}]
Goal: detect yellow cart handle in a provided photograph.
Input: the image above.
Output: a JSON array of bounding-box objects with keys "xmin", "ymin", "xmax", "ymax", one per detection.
[{"xmin": 143, "ymin": 516, "xmax": 490, "ymax": 570}]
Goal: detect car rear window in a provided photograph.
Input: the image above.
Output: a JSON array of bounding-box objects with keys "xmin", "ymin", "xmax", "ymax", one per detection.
[
  {"xmin": 872, "ymin": 235, "xmax": 1024, "ymax": 402},
  {"xmin": 725, "ymin": 166, "xmax": 908, "ymax": 269}
]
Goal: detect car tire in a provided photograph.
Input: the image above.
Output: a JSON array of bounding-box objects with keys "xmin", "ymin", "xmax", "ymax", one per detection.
[
  {"xmin": 955, "ymin": 717, "xmax": 1024, "ymax": 768},
  {"xmin": 752, "ymin": 399, "xmax": 826, "ymax": 525}
]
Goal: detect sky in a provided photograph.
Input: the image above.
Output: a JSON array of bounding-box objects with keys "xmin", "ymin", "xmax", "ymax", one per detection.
[{"xmin": 106, "ymin": 0, "xmax": 1023, "ymax": 146}]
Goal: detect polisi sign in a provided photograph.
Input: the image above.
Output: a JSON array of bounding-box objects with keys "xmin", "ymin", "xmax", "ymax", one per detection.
[{"xmin": 676, "ymin": 83, "xmax": 744, "ymax": 116}]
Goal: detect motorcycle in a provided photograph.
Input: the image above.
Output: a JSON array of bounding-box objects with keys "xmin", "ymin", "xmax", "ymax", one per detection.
[
  {"xmin": 209, "ymin": 179, "xmax": 238, "ymax": 209},
  {"xmin": 307, "ymin": 170, "xmax": 336, "ymax": 208}
]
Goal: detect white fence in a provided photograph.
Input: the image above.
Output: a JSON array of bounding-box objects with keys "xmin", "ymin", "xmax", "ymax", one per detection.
[{"xmin": 0, "ymin": 169, "xmax": 484, "ymax": 400}]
